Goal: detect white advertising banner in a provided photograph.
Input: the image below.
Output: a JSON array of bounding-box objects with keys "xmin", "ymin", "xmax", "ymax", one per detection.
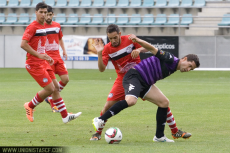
[{"xmin": 59, "ymin": 35, "xmax": 107, "ymax": 61}]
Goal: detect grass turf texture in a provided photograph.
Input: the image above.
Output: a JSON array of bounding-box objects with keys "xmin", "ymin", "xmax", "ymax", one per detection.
[{"xmin": 0, "ymin": 68, "xmax": 230, "ymax": 153}]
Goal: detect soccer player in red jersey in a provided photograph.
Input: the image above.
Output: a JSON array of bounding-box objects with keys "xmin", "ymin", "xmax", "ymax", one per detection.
[
  {"xmin": 90, "ymin": 24, "xmax": 191, "ymax": 140},
  {"xmin": 44, "ymin": 5, "xmax": 69, "ymax": 112},
  {"xmin": 21, "ymin": 2, "xmax": 81, "ymax": 123}
]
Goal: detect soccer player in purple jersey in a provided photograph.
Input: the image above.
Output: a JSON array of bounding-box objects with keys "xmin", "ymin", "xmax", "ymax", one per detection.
[{"xmin": 92, "ymin": 34, "xmax": 200, "ymax": 142}]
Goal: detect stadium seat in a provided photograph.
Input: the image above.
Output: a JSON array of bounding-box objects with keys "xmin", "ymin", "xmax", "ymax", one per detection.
[
  {"xmin": 78, "ymin": 14, "xmax": 91, "ymax": 25},
  {"xmin": 17, "ymin": 13, "xmax": 29, "ymax": 25},
  {"xmin": 56, "ymin": 0, "xmax": 67, "ymax": 7},
  {"xmin": 180, "ymin": 14, "xmax": 193, "ymax": 25},
  {"xmin": 26, "ymin": 13, "xmax": 36, "ymax": 24},
  {"xmin": 164, "ymin": 14, "xmax": 179, "ymax": 25},
  {"xmin": 45, "ymin": 0, "xmax": 55, "ymax": 6},
  {"xmin": 127, "ymin": 14, "xmax": 141, "ymax": 25},
  {"xmin": 218, "ymin": 14, "xmax": 230, "ymax": 26},
  {"xmin": 193, "ymin": 0, "xmax": 205, "ymax": 7},
  {"xmin": 7, "ymin": 0, "xmax": 19, "ymax": 6},
  {"xmin": 63, "ymin": 14, "xmax": 78, "ymax": 25},
  {"xmin": 117, "ymin": 0, "xmax": 129, "ymax": 7},
  {"xmin": 80, "ymin": 0, "xmax": 91, "ymax": 7},
  {"xmin": 89, "ymin": 14, "xmax": 103, "ymax": 25},
  {"xmin": 68, "ymin": 0, "xmax": 79, "ymax": 7},
  {"xmin": 19, "ymin": 0, "xmax": 31, "ymax": 6},
  {"xmin": 139, "ymin": 14, "xmax": 154, "ymax": 25},
  {"xmin": 105, "ymin": 0, "xmax": 116, "ymax": 7},
  {"xmin": 142, "ymin": 0, "xmax": 154, "ymax": 6},
  {"xmin": 102, "ymin": 14, "xmax": 116, "ymax": 24},
  {"xmin": 116, "ymin": 14, "xmax": 128, "ymax": 25},
  {"xmin": 0, "ymin": 0, "xmax": 7, "ymax": 6},
  {"xmin": 54, "ymin": 13, "xmax": 66, "ymax": 24},
  {"xmin": 31, "ymin": 0, "xmax": 43, "ymax": 7},
  {"xmin": 130, "ymin": 0, "xmax": 141, "ymax": 7},
  {"xmin": 92, "ymin": 0, "xmax": 104, "ymax": 7},
  {"xmin": 3, "ymin": 13, "xmax": 17, "ymax": 24},
  {"xmin": 152, "ymin": 14, "xmax": 166, "ymax": 25},
  {"xmin": 168, "ymin": 0, "xmax": 180, "ymax": 7},
  {"xmin": 0, "ymin": 13, "xmax": 5, "ymax": 24},
  {"xmin": 180, "ymin": 0, "xmax": 193, "ymax": 6},
  {"xmin": 155, "ymin": 0, "xmax": 167, "ymax": 7}
]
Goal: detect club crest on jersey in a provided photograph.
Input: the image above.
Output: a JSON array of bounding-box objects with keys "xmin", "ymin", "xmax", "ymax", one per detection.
[
  {"xmin": 160, "ymin": 50, "xmax": 165, "ymax": 55},
  {"xmin": 126, "ymin": 46, "xmax": 132, "ymax": 53},
  {"xmin": 108, "ymin": 93, "xmax": 113, "ymax": 98},
  {"xmin": 43, "ymin": 78, "xmax": 48, "ymax": 83}
]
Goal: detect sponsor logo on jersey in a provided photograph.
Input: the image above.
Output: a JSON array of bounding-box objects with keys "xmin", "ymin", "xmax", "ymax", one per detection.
[
  {"xmin": 109, "ymin": 44, "xmax": 134, "ymax": 59},
  {"xmin": 37, "ymin": 39, "xmax": 46, "ymax": 54}
]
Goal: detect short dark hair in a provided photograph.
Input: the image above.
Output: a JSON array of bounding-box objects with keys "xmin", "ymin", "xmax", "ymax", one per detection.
[
  {"xmin": 106, "ymin": 24, "xmax": 120, "ymax": 34},
  {"xmin": 183, "ymin": 54, "xmax": 200, "ymax": 68},
  {"xmin": 47, "ymin": 5, "xmax": 53, "ymax": 13},
  {"xmin": 36, "ymin": 2, "xmax": 47, "ymax": 11}
]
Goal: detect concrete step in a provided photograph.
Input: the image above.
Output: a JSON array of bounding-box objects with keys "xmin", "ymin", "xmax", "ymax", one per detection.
[
  {"xmin": 193, "ymin": 18, "xmax": 222, "ymax": 22},
  {"xmin": 185, "ymin": 29, "xmax": 221, "ymax": 36},
  {"xmin": 198, "ymin": 12, "xmax": 229, "ymax": 16},
  {"xmin": 188, "ymin": 27, "xmax": 219, "ymax": 30},
  {"xmin": 206, "ymin": 2, "xmax": 230, "ymax": 7}
]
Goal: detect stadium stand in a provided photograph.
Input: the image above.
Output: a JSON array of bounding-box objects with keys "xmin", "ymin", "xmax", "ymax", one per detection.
[
  {"xmin": 7, "ymin": 0, "xmax": 19, "ymax": 6},
  {"xmin": 63, "ymin": 14, "xmax": 78, "ymax": 25},
  {"xmin": 78, "ymin": 14, "xmax": 91, "ymax": 25},
  {"xmin": 117, "ymin": 0, "xmax": 129, "ymax": 7},
  {"xmin": 155, "ymin": 0, "xmax": 167, "ymax": 7},
  {"xmin": 31, "ymin": 0, "xmax": 42, "ymax": 7},
  {"xmin": 105, "ymin": 0, "xmax": 116, "ymax": 7},
  {"xmin": 80, "ymin": 0, "xmax": 92, "ymax": 7},
  {"xmin": 127, "ymin": 14, "xmax": 141, "ymax": 25},
  {"xmin": 193, "ymin": 0, "xmax": 206, "ymax": 7},
  {"xmin": 55, "ymin": 0, "xmax": 67, "ymax": 7},
  {"xmin": 19, "ymin": 0, "xmax": 31, "ymax": 7},
  {"xmin": 0, "ymin": 0, "xmax": 7, "ymax": 6},
  {"xmin": 92, "ymin": 0, "xmax": 104, "ymax": 7},
  {"xmin": 180, "ymin": 0, "xmax": 193, "ymax": 6},
  {"xmin": 180, "ymin": 14, "xmax": 193, "ymax": 25},
  {"xmin": 218, "ymin": 14, "xmax": 230, "ymax": 26},
  {"xmin": 130, "ymin": 0, "xmax": 142, "ymax": 7},
  {"xmin": 168, "ymin": 0, "xmax": 180, "ymax": 7},
  {"xmin": 17, "ymin": 13, "xmax": 29, "ymax": 24},
  {"xmin": 89, "ymin": 14, "xmax": 103, "ymax": 25},
  {"xmin": 102, "ymin": 14, "xmax": 116, "ymax": 24},
  {"xmin": 68, "ymin": 0, "xmax": 79, "ymax": 7},
  {"xmin": 45, "ymin": 0, "xmax": 55, "ymax": 7},
  {"xmin": 116, "ymin": 14, "xmax": 129, "ymax": 25},
  {"xmin": 3, "ymin": 13, "xmax": 17, "ymax": 24},
  {"xmin": 139, "ymin": 14, "xmax": 154, "ymax": 25},
  {"xmin": 152, "ymin": 14, "xmax": 167, "ymax": 25},
  {"xmin": 165, "ymin": 14, "xmax": 179, "ymax": 25},
  {"xmin": 54, "ymin": 13, "xmax": 66, "ymax": 24},
  {"xmin": 0, "ymin": 13, "xmax": 5, "ymax": 24},
  {"xmin": 142, "ymin": 0, "xmax": 154, "ymax": 6},
  {"xmin": 27, "ymin": 13, "xmax": 36, "ymax": 24}
]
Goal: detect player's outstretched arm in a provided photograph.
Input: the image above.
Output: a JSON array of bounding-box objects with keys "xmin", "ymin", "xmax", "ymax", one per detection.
[
  {"xmin": 92, "ymin": 38, "xmax": 106, "ymax": 72},
  {"xmin": 128, "ymin": 34, "xmax": 158, "ymax": 55},
  {"xmin": 59, "ymin": 38, "xmax": 67, "ymax": 60}
]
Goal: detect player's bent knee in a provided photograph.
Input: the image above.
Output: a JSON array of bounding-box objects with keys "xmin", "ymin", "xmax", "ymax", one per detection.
[
  {"xmin": 126, "ymin": 99, "xmax": 137, "ymax": 107},
  {"xmin": 159, "ymin": 99, "xmax": 169, "ymax": 108}
]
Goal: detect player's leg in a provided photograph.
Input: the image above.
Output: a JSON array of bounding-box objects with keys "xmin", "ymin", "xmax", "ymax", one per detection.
[
  {"xmin": 58, "ymin": 74, "xmax": 69, "ymax": 91},
  {"xmin": 56, "ymin": 59, "xmax": 69, "ymax": 92},
  {"xmin": 143, "ymin": 85, "xmax": 174, "ymax": 142}
]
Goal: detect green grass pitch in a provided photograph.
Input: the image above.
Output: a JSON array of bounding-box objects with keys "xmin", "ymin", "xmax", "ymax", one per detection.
[{"xmin": 0, "ymin": 68, "xmax": 230, "ymax": 153}]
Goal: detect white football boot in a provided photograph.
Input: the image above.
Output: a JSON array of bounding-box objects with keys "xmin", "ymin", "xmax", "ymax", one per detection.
[
  {"xmin": 92, "ymin": 117, "xmax": 105, "ymax": 132},
  {"xmin": 62, "ymin": 112, "xmax": 82, "ymax": 124},
  {"xmin": 153, "ymin": 135, "xmax": 175, "ymax": 142}
]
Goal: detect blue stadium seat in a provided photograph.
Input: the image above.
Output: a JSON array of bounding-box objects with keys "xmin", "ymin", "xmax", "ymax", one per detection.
[
  {"xmin": 168, "ymin": 0, "xmax": 179, "ymax": 7},
  {"xmin": 164, "ymin": 14, "xmax": 179, "ymax": 25},
  {"xmin": 56, "ymin": 0, "xmax": 67, "ymax": 7},
  {"xmin": 68, "ymin": 0, "xmax": 79, "ymax": 7},
  {"xmin": 152, "ymin": 14, "xmax": 166, "ymax": 25},
  {"xmin": 54, "ymin": 13, "xmax": 66, "ymax": 24},
  {"xmin": 180, "ymin": 0, "xmax": 192, "ymax": 6},
  {"xmin": 117, "ymin": 0, "xmax": 129, "ymax": 7},
  {"xmin": 19, "ymin": 0, "xmax": 31, "ymax": 6},
  {"xmin": 180, "ymin": 14, "xmax": 193, "ymax": 25},
  {"xmin": 193, "ymin": 0, "xmax": 205, "ymax": 7},
  {"xmin": 105, "ymin": 0, "xmax": 116, "ymax": 6},
  {"xmin": 78, "ymin": 14, "xmax": 91, "ymax": 25},
  {"xmin": 92, "ymin": 0, "xmax": 104, "ymax": 7},
  {"xmin": 31, "ymin": 0, "xmax": 42, "ymax": 7},
  {"xmin": 116, "ymin": 14, "xmax": 128, "ymax": 25},
  {"xmin": 218, "ymin": 14, "xmax": 230, "ymax": 26},
  {"xmin": 27, "ymin": 13, "xmax": 36, "ymax": 24},
  {"xmin": 89, "ymin": 14, "xmax": 103, "ymax": 25},
  {"xmin": 63, "ymin": 14, "xmax": 78, "ymax": 25},
  {"xmin": 130, "ymin": 0, "xmax": 141, "ymax": 7},
  {"xmin": 3, "ymin": 13, "xmax": 17, "ymax": 24},
  {"xmin": 0, "ymin": 0, "xmax": 7, "ymax": 6},
  {"xmin": 0, "ymin": 13, "xmax": 5, "ymax": 24},
  {"xmin": 127, "ymin": 14, "xmax": 141, "ymax": 25},
  {"xmin": 45, "ymin": 0, "xmax": 55, "ymax": 6},
  {"xmin": 102, "ymin": 14, "xmax": 116, "ymax": 24},
  {"xmin": 142, "ymin": 0, "xmax": 154, "ymax": 6},
  {"xmin": 139, "ymin": 14, "xmax": 154, "ymax": 25},
  {"xmin": 155, "ymin": 0, "xmax": 167, "ymax": 7},
  {"xmin": 17, "ymin": 13, "xmax": 29, "ymax": 24},
  {"xmin": 80, "ymin": 0, "xmax": 91, "ymax": 7},
  {"xmin": 8, "ymin": 0, "xmax": 19, "ymax": 6}
]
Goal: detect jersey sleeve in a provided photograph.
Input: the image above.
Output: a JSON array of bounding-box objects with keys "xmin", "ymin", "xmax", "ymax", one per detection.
[
  {"xmin": 22, "ymin": 24, "xmax": 35, "ymax": 42},
  {"xmin": 59, "ymin": 24, "xmax": 63, "ymax": 39},
  {"xmin": 102, "ymin": 45, "xmax": 110, "ymax": 66},
  {"xmin": 155, "ymin": 50, "xmax": 174, "ymax": 64}
]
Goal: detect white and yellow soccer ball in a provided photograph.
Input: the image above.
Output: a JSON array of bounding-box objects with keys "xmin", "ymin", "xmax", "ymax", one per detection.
[{"xmin": 105, "ymin": 127, "xmax": 122, "ymax": 144}]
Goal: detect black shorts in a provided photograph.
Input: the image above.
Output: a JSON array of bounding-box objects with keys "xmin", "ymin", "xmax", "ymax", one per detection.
[{"xmin": 123, "ymin": 69, "xmax": 151, "ymax": 99}]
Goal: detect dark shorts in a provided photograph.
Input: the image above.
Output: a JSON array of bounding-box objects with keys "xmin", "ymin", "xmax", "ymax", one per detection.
[{"xmin": 123, "ymin": 69, "xmax": 151, "ymax": 99}]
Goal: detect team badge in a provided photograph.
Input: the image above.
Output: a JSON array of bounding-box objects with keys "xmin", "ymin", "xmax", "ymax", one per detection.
[
  {"xmin": 108, "ymin": 93, "xmax": 113, "ymax": 98},
  {"xmin": 43, "ymin": 78, "xmax": 48, "ymax": 83},
  {"xmin": 160, "ymin": 50, "xmax": 165, "ymax": 55},
  {"xmin": 126, "ymin": 46, "xmax": 132, "ymax": 53}
]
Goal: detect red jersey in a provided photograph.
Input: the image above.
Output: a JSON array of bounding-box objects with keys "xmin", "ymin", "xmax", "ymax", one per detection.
[
  {"xmin": 22, "ymin": 20, "xmax": 47, "ymax": 65},
  {"xmin": 45, "ymin": 21, "xmax": 63, "ymax": 59},
  {"xmin": 102, "ymin": 35, "xmax": 142, "ymax": 77}
]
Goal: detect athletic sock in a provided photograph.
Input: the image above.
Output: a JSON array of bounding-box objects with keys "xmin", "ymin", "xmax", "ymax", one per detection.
[
  {"xmin": 156, "ymin": 107, "xmax": 168, "ymax": 138},
  {"xmin": 99, "ymin": 100, "xmax": 128, "ymax": 121},
  {"xmin": 53, "ymin": 98, "xmax": 68, "ymax": 118},
  {"xmin": 97, "ymin": 111, "xmax": 108, "ymax": 135},
  {"xmin": 167, "ymin": 107, "xmax": 178, "ymax": 134},
  {"xmin": 49, "ymin": 99, "xmax": 55, "ymax": 108},
  {"xmin": 58, "ymin": 81, "xmax": 66, "ymax": 92},
  {"xmin": 28, "ymin": 93, "xmax": 43, "ymax": 109}
]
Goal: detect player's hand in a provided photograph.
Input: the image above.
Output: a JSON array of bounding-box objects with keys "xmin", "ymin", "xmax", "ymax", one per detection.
[
  {"xmin": 39, "ymin": 54, "xmax": 54, "ymax": 65},
  {"xmin": 92, "ymin": 38, "xmax": 104, "ymax": 53},
  {"xmin": 63, "ymin": 51, "xmax": 68, "ymax": 60},
  {"xmin": 128, "ymin": 34, "xmax": 139, "ymax": 43},
  {"xmin": 131, "ymin": 49, "xmax": 140, "ymax": 59}
]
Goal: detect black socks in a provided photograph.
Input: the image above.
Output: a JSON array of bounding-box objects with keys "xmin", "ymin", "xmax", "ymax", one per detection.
[{"xmin": 156, "ymin": 107, "xmax": 168, "ymax": 138}]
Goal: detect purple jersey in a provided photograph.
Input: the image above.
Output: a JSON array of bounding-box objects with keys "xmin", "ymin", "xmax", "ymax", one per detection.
[{"xmin": 134, "ymin": 50, "xmax": 179, "ymax": 85}]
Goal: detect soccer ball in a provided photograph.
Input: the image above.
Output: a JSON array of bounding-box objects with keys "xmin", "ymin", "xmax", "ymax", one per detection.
[{"xmin": 105, "ymin": 127, "xmax": 122, "ymax": 144}]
